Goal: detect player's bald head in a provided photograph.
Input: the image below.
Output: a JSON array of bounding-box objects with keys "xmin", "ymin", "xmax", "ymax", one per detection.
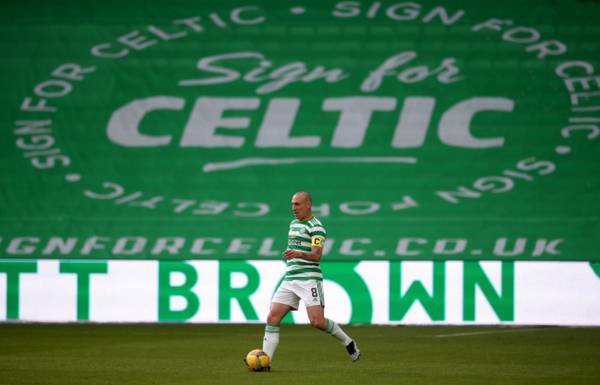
[{"xmin": 292, "ymin": 191, "xmax": 312, "ymax": 204}]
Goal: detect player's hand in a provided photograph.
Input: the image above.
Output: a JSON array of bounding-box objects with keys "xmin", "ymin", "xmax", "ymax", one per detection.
[{"xmin": 283, "ymin": 250, "xmax": 298, "ymax": 260}]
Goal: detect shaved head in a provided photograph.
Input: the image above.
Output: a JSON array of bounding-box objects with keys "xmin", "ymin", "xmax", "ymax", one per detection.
[
  {"xmin": 293, "ymin": 191, "xmax": 312, "ymax": 204},
  {"xmin": 291, "ymin": 191, "xmax": 313, "ymax": 220}
]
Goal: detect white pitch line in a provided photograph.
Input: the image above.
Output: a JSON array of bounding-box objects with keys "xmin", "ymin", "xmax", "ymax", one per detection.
[
  {"xmin": 203, "ymin": 156, "xmax": 417, "ymax": 173},
  {"xmin": 433, "ymin": 328, "xmax": 545, "ymax": 338}
]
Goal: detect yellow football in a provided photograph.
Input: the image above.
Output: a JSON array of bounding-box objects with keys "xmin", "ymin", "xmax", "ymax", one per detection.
[{"xmin": 244, "ymin": 349, "xmax": 270, "ymax": 372}]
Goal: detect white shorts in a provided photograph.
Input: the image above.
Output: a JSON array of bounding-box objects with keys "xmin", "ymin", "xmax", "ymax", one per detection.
[{"xmin": 272, "ymin": 279, "xmax": 325, "ymax": 310}]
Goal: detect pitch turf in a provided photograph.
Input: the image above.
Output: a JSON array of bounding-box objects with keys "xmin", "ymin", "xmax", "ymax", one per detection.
[{"xmin": 1, "ymin": 324, "xmax": 599, "ymax": 385}]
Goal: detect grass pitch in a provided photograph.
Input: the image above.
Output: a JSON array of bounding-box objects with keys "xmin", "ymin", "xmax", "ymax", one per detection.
[{"xmin": 1, "ymin": 324, "xmax": 599, "ymax": 385}]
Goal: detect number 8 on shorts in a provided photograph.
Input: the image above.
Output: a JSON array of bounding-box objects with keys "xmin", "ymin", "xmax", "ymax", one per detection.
[{"xmin": 311, "ymin": 282, "xmax": 324, "ymax": 306}]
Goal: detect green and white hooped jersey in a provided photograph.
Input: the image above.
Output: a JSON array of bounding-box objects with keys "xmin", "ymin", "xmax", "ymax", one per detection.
[{"xmin": 285, "ymin": 216, "xmax": 326, "ymax": 281}]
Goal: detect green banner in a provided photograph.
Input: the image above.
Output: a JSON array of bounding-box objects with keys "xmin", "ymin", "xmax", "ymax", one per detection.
[{"xmin": 1, "ymin": 1, "xmax": 599, "ymax": 261}]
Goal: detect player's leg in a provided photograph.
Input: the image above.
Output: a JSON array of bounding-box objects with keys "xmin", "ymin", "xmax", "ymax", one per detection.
[
  {"xmin": 263, "ymin": 302, "xmax": 291, "ymax": 360},
  {"xmin": 306, "ymin": 304, "xmax": 328, "ymax": 330},
  {"xmin": 304, "ymin": 281, "xmax": 361, "ymax": 362},
  {"xmin": 263, "ymin": 281, "xmax": 299, "ymax": 364},
  {"xmin": 263, "ymin": 303, "xmax": 291, "ymax": 363}
]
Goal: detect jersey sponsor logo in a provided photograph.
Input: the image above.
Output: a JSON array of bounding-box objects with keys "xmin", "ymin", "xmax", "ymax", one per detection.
[{"xmin": 288, "ymin": 239, "xmax": 303, "ymax": 247}]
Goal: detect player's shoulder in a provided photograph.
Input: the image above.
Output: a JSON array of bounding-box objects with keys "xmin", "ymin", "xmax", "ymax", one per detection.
[
  {"xmin": 307, "ymin": 217, "xmax": 326, "ymax": 233},
  {"xmin": 308, "ymin": 216, "xmax": 324, "ymax": 227}
]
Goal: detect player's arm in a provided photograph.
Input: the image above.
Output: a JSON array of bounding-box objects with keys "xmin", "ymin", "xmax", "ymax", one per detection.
[{"xmin": 283, "ymin": 236, "xmax": 325, "ymax": 261}]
